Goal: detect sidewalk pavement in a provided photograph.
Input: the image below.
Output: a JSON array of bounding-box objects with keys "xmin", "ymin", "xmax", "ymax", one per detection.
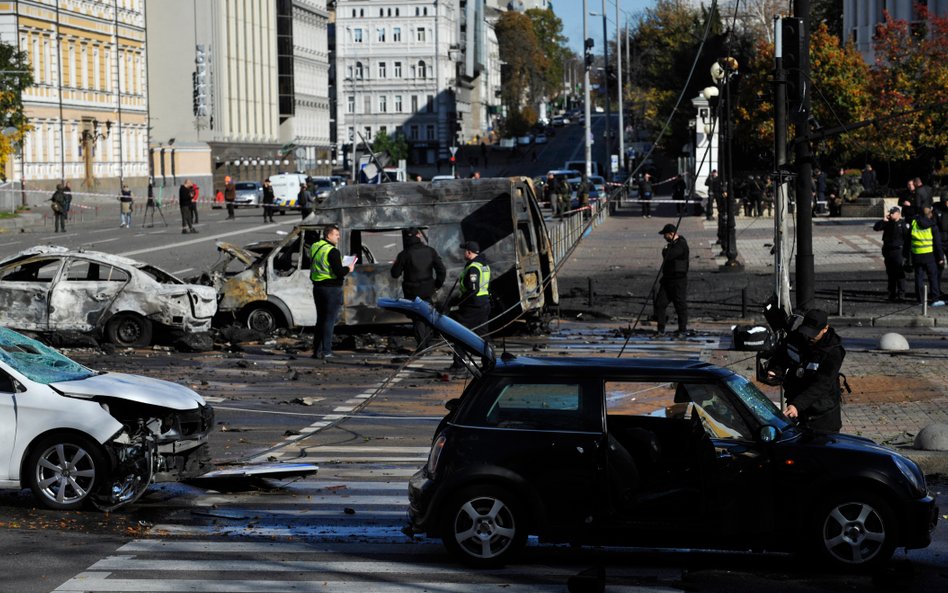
[{"xmin": 557, "ymin": 201, "xmax": 948, "ymax": 475}]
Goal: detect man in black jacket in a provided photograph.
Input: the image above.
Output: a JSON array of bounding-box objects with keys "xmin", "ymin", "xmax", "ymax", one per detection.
[
  {"xmin": 654, "ymin": 223, "xmax": 689, "ymax": 336},
  {"xmin": 873, "ymin": 206, "xmax": 909, "ymax": 301},
  {"xmin": 391, "ymin": 228, "xmax": 447, "ymax": 347},
  {"xmin": 179, "ymin": 180, "xmax": 197, "ymax": 234},
  {"xmin": 262, "ymin": 178, "xmax": 275, "ymax": 223},
  {"xmin": 768, "ymin": 309, "xmax": 845, "ymax": 433}
]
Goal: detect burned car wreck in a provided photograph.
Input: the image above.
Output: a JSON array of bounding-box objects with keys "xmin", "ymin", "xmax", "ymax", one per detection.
[
  {"xmin": 0, "ymin": 246, "xmax": 217, "ymax": 347},
  {"xmin": 0, "ymin": 327, "xmax": 213, "ymax": 510},
  {"xmin": 199, "ymin": 178, "xmax": 558, "ymax": 333}
]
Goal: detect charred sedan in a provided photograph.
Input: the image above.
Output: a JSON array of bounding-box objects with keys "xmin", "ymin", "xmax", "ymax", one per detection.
[
  {"xmin": 381, "ymin": 298, "xmax": 938, "ymax": 570},
  {"xmin": 0, "ymin": 246, "xmax": 217, "ymax": 347},
  {"xmin": 0, "ymin": 327, "xmax": 213, "ymax": 510}
]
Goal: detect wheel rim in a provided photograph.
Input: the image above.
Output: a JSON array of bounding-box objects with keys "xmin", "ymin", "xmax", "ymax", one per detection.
[
  {"xmin": 116, "ymin": 318, "xmax": 142, "ymax": 344},
  {"xmin": 822, "ymin": 500, "xmax": 887, "ymax": 564},
  {"xmin": 35, "ymin": 443, "xmax": 97, "ymax": 506},
  {"xmin": 246, "ymin": 308, "xmax": 276, "ymax": 333},
  {"xmin": 452, "ymin": 495, "xmax": 517, "ymax": 560}
]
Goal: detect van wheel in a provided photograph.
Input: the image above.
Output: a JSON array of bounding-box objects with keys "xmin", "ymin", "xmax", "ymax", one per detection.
[
  {"xmin": 243, "ymin": 304, "xmax": 283, "ymax": 334},
  {"xmin": 811, "ymin": 491, "xmax": 898, "ymax": 569},
  {"xmin": 106, "ymin": 313, "xmax": 153, "ymax": 347},
  {"xmin": 26, "ymin": 433, "xmax": 108, "ymax": 510},
  {"xmin": 440, "ymin": 485, "xmax": 526, "ymax": 567}
]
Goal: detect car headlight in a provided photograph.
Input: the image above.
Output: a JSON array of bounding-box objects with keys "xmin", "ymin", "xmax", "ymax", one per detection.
[
  {"xmin": 893, "ymin": 455, "xmax": 926, "ymax": 496},
  {"xmin": 427, "ymin": 434, "xmax": 446, "ymax": 477}
]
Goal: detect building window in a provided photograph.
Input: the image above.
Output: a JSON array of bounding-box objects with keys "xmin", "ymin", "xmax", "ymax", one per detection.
[
  {"xmin": 377, "ymin": 28, "xmax": 385, "ymax": 42},
  {"xmin": 394, "ymin": 61, "xmax": 402, "ymax": 77},
  {"xmin": 418, "ymin": 61, "xmax": 427, "ymax": 79},
  {"xmin": 426, "ymin": 125, "xmax": 435, "ymax": 141},
  {"xmin": 92, "ymin": 46, "xmax": 99, "ymax": 90},
  {"xmin": 395, "ymin": 8, "xmax": 399, "ymax": 16},
  {"xmin": 427, "ymin": 95, "xmax": 434, "ymax": 112},
  {"xmin": 394, "ymin": 95, "xmax": 403, "ymax": 112},
  {"xmin": 411, "ymin": 95, "xmax": 418, "ymax": 113},
  {"xmin": 355, "ymin": 62, "xmax": 364, "ymax": 79},
  {"xmin": 364, "ymin": 126, "xmax": 372, "ymax": 141},
  {"xmin": 379, "ymin": 95, "xmax": 387, "ymax": 113},
  {"xmin": 380, "ymin": 125, "xmax": 387, "ymax": 136},
  {"xmin": 68, "ymin": 43, "xmax": 76, "ymax": 88},
  {"xmin": 347, "ymin": 95, "xmax": 355, "ymax": 113},
  {"xmin": 379, "ymin": 8, "xmax": 384, "ymax": 17},
  {"xmin": 354, "ymin": 28, "xmax": 363, "ymax": 43},
  {"xmin": 378, "ymin": 62, "xmax": 386, "ymax": 78},
  {"xmin": 410, "ymin": 125, "xmax": 419, "ymax": 140},
  {"xmin": 415, "ymin": 7, "xmax": 420, "ymax": 16},
  {"xmin": 416, "ymin": 28, "xmax": 426, "ymax": 42},
  {"xmin": 348, "ymin": 127, "xmax": 354, "ymax": 141},
  {"xmin": 393, "ymin": 27, "xmax": 401, "ymax": 41},
  {"xmin": 351, "ymin": 9, "xmax": 356, "ymax": 17},
  {"xmin": 364, "ymin": 96, "xmax": 371, "ymax": 114}
]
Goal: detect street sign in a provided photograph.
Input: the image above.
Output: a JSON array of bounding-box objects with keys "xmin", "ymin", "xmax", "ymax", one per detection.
[
  {"xmin": 449, "ymin": 146, "xmax": 458, "ymax": 156},
  {"xmin": 611, "ymin": 154, "xmax": 619, "ymax": 173}
]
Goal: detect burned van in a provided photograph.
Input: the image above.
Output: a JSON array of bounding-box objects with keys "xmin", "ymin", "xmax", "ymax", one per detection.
[{"xmin": 203, "ymin": 178, "xmax": 558, "ymax": 332}]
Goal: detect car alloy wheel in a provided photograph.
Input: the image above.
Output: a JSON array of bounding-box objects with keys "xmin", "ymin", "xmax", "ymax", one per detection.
[
  {"xmin": 244, "ymin": 305, "xmax": 280, "ymax": 333},
  {"xmin": 817, "ymin": 492, "xmax": 897, "ymax": 568},
  {"xmin": 442, "ymin": 486, "xmax": 525, "ymax": 566},
  {"xmin": 27, "ymin": 435, "xmax": 106, "ymax": 510}
]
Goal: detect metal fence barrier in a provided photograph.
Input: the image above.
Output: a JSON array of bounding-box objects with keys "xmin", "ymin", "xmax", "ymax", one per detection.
[{"xmin": 548, "ymin": 198, "xmax": 610, "ymax": 267}]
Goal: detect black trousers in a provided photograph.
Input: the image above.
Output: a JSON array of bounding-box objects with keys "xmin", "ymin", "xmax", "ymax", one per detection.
[
  {"xmin": 451, "ymin": 302, "xmax": 490, "ymax": 365},
  {"xmin": 654, "ymin": 277, "xmax": 688, "ymax": 332},
  {"xmin": 882, "ymin": 251, "xmax": 905, "ymax": 298}
]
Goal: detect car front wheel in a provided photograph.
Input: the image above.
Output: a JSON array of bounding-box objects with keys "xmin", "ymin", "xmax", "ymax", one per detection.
[
  {"xmin": 26, "ymin": 434, "xmax": 108, "ymax": 510},
  {"xmin": 813, "ymin": 491, "xmax": 898, "ymax": 569},
  {"xmin": 441, "ymin": 485, "xmax": 527, "ymax": 567},
  {"xmin": 106, "ymin": 313, "xmax": 153, "ymax": 347},
  {"xmin": 243, "ymin": 304, "xmax": 283, "ymax": 334}
]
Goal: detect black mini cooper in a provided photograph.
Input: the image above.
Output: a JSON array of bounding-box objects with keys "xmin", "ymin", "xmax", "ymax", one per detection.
[{"xmin": 379, "ymin": 299, "xmax": 938, "ymax": 569}]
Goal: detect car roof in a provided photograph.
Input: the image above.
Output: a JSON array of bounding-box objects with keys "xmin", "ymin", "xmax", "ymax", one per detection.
[{"xmin": 491, "ymin": 356, "xmax": 726, "ymax": 379}]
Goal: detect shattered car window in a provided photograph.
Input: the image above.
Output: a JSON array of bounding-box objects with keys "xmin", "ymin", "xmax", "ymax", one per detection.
[
  {"xmin": 137, "ymin": 264, "xmax": 183, "ymax": 284},
  {"xmin": 0, "ymin": 327, "xmax": 95, "ymax": 384}
]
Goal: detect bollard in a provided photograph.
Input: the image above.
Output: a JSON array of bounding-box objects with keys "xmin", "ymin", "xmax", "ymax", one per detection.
[
  {"xmin": 741, "ymin": 287, "xmax": 747, "ymax": 318},
  {"xmin": 923, "ymin": 285, "xmax": 928, "ymax": 317},
  {"xmin": 587, "ymin": 277, "xmax": 594, "ymax": 307},
  {"xmin": 837, "ymin": 286, "xmax": 843, "ymax": 316}
]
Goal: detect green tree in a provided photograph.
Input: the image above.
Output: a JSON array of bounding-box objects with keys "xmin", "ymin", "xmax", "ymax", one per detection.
[
  {"xmin": 0, "ymin": 41, "xmax": 33, "ymax": 180},
  {"xmin": 495, "ymin": 11, "xmax": 543, "ymax": 119},
  {"xmin": 371, "ymin": 129, "xmax": 409, "ymax": 163},
  {"xmin": 526, "ymin": 7, "xmax": 572, "ymax": 102}
]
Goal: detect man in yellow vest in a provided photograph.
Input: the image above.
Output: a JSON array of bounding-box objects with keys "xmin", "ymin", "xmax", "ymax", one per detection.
[
  {"xmin": 449, "ymin": 240, "xmax": 491, "ymax": 370},
  {"xmin": 910, "ymin": 206, "xmax": 944, "ymax": 304},
  {"xmin": 310, "ymin": 224, "xmax": 356, "ymax": 359}
]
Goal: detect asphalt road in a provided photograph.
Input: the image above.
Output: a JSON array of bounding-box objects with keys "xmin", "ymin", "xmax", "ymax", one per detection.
[{"xmin": 1, "ymin": 329, "xmax": 946, "ymax": 592}]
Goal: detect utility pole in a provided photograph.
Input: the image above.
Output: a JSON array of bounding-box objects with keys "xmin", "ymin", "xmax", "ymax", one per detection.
[
  {"xmin": 616, "ymin": 0, "xmax": 624, "ymax": 173},
  {"xmin": 601, "ymin": 0, "xmax": 611, "ymax": 181},
  {"xmin": 792, "ymin": 0, "xmax": 814, "ymax": 310},
  {"xmin": 583, "ymin": 0, "xmax": 592, "ymax": 178},
  {"xmin": 774, "ymin": 17, "xmax": 792, "ymax": 315}
]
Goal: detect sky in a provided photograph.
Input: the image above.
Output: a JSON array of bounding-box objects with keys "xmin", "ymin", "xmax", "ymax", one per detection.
[{"xmin": 549, "ymin": 0, "xmax": 654, "ymax": 56}]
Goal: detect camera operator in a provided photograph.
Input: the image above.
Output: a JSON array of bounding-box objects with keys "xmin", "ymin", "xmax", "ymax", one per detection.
[{"xmin": 766, "ymin": 309, "xmax": 845, "ymax": 433}]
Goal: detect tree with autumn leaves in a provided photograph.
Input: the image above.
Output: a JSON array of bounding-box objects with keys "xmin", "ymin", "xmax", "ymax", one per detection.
[
  {"xmin": 0, "ymin": 42, "xmax": 32, "ymax": 181},
  {"xmin": 494, "ymin": 8, "xmax": 571, "ymax": 136}
]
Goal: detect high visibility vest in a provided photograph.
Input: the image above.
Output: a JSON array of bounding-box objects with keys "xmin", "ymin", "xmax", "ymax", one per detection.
[
  {"xmin": 461, "ymin": 261, "xmax": 490, "ymax": 297},
  {"xmin": 310, "ymin": 240, "xmax": 336, "ymax": 281},
  {"xmin": 911, "ymin": 220, "xmax": 934, "ymax": 255}
]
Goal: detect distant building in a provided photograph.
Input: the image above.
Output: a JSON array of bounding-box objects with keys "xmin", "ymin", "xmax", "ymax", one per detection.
[
  {"xmin": 844, "ymin": 0, "xmax": 948, "ymax": 62},
  {"xmin": 0, "ymin": 1, "xmax": 148, "ymax": 192}
]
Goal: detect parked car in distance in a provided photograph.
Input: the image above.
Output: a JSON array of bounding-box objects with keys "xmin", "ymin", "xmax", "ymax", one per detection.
[
  {"xmin": 534, "ymin": 134, "xmax": 548, "ymax": 145},
  {"xmin": 0, "ymin": 246, "xmax": 217, "ymax": 347},
  {"xmin": 516, "ymin": 135, "xmax": 533, "ymax": 146},
  {"xmin": 0, "ymin": 327, "xmax": 213, "ymax": 511},
  {"xmin": 233, "ymin": 181, "xmax": 263, "ymax": 208},
  {"xmin": 551, "ymin": 116, "xmax": 568, "ymax": 127},
  {"xmin": 311, "ymin": 176, "xmax": 335, "ymax": 203},
  {"xmin": 381, "ymin": 298, "xmax": 938, "ymax": 570}
]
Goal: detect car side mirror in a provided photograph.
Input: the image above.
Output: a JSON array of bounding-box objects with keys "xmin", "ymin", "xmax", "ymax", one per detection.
[
  {"xmin": 759, "ymin": 425, "xmax": 778, "ymax": 443},
  {"xmin": 445, "ymin": 398, "xmax": 459, "ymax": 412}
]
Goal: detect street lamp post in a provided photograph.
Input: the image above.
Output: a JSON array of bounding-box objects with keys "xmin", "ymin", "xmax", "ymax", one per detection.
[
  {"xmin": 711, "ymin": 58, "xmax": 741, "ymax": 269},
  {"xmin": 79, "ymin": 118, "xmax": 112, "ymax": 188}
]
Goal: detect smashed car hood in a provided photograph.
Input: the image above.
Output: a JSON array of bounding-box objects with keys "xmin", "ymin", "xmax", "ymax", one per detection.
[
  {"xmin": 215, "ymin": 242, "xmax": 258, "ymax": 266},
  {"xmin": 50, "ymin": 372, "xmax": 206, "ymax": 410}
]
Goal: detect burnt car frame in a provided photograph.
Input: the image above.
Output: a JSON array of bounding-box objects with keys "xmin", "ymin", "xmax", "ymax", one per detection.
[
  {"xmin": 0, "ymin": 327, "xmax": 213, "ymax": 510},
  {"xmin": 380, "ymin": 298, "xmax": 938, "ymax": 570},
  {"xmin": 0, "ymin": 246, "xmax": 217, "ymax": 347},
  {"xmin": 201, "ymin": 178, "xmax": 558, "ymax": 333}
]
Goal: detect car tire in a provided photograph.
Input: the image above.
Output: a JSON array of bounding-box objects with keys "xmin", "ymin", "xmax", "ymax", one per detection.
[
  {"xmin": 242, "ymin": 304, "xmax": 283, "ymax": 334},
  {"xmin": 105, "ymin": 313, "xmax": 153, "ymax": 347},
  {"xmin": 811, "ymin": 490, "xmax": 898, "ymax": 569},
  {"xmin": 26, "ymin": 433, "xmax": 108, "ymax": 511},
  {"xmin": 440, "ymin": 485, "xmax": 527, "ymax": 567}
]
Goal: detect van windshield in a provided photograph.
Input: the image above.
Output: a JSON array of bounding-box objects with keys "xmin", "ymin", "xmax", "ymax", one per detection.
[{"xmin": 236, "ymin": 183, "xmax": 258, "ymax": 190}]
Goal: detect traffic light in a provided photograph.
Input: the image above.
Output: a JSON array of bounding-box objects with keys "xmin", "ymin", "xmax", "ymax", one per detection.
[
  {"xmin": 584, "ymin": 38, "xmax": 594, "ymax": 70},
  {"xmin": 781, "ymin": 17, "xmax": 806, "ymax": 109}
]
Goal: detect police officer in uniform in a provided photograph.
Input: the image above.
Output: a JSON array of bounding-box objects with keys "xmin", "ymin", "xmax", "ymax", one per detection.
[
  {"xmin": 873, "ymin": 206, "xmax": 909, "ymax": 301},
  {"xmin": 391, "ymin": 227, "xmax": 447, "ymax": 348},
  {"xmin": 450, "ymin": 240, "xmax": 490, "ymax": 369},
  {"xmin": 310, "ymin": 224, "xmax": 356, "ymax": 359},
  {"xmin": 767, "ymin": 309, "xmax": 845, "ymax": 433},
  {"xmin": 653, "ymin": 223, "xmax": 689, "ymax": 336}
]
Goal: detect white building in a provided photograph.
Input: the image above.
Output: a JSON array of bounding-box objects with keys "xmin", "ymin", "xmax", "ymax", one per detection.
[
  {"xmin": 335, "ymin": 0, "xmax": 465, "ymax": 167},
  {"xmin": 280, "ymin": 0, "xmax": 333, "ymax": 175},
  {"xmin": 844, "ymin": 0, "xmax": 948, "ymax": 62}
]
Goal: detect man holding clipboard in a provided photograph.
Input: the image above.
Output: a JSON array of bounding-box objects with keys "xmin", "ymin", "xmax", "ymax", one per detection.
[{"xmin": 310, "ymin": 224, "xmax": 356, "ymax": 359}]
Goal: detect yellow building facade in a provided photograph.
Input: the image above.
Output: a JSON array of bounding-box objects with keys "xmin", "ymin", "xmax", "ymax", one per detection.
[{"xmin": 0, "ymin": 0, "xmax": 147, "ymax": 192}]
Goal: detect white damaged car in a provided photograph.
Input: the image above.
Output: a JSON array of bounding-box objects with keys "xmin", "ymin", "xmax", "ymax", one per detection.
[
  {"xmin": 0, "ymin": 327, "xmax": 214, "ymax": 510},
  {"xmin": 0, "ymin": 246, "xmax": 217, "ymax": 347}
]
